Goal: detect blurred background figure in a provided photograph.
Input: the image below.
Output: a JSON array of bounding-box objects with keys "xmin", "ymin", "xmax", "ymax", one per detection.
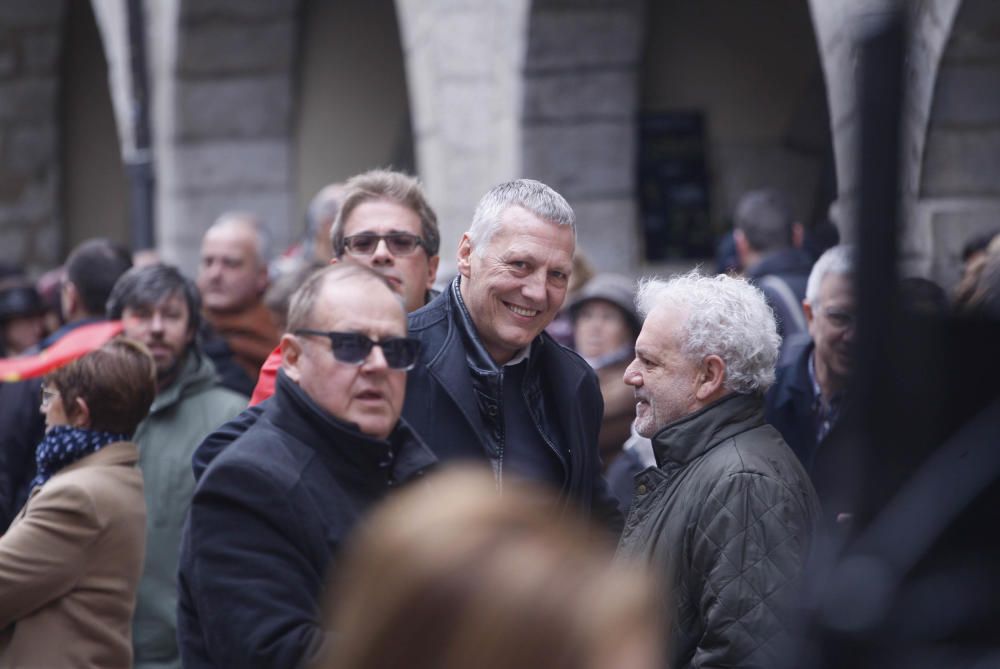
[
  {"xmin": 0, "ymin": 338, "xmax": 156, "ymax": 668},
  {"xmin": 954, "ymin": 230, "xmax": 999, "ymax": 311},
  {"xmin": 0, "ymin": 277, "xmax": 46, "ymax": 357},
  {"xmin": 568, "ymin": 275, "xmax": 638, "ymax": 441},
  {"xmin": 318, "ymin": 466, "xmax": 661, "ymax": 669},
  {"xmin": 733, "ymin": 188, "xmax": 812, "ymax": 346},
  {"xmin": 545, "ymin": 250, "xmax": 595, "ymax": 348},
  {"xmin": 196, "ymin": 212, "xmax": 280, "ymax": 386}
]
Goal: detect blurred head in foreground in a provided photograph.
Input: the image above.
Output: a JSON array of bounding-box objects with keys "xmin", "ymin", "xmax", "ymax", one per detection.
[{"xmin": 318, "ymin": 467, "xmax": 662, "ymax": 669}]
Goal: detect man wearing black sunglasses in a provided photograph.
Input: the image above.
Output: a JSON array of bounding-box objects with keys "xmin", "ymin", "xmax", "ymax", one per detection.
[{"xmin": 177, "ymin": 264, "xmax": 436, "ymax": 669}]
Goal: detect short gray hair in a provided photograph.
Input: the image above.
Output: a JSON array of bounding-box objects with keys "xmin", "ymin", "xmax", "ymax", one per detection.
[
  {"xmin": 733, "ymin": 188, "xmax": 795, "ymax": 253},
  {"xmin": 286, "ymin": 263, "xmax": 401, "ymax": 333},
  {"xmin": 467, "ymin": 179, "xmax": 576, "ymax": 254},
  {"xmin": 805, "ymin": 245, "xmax": 854, "ymax": 305},
  {"xmin": 208, "ymin": 212, "xmax": 272, "ymax": 265},
  {"xmin": 636, "ymin": 270, "xmax": 780, "ymax": 394}
]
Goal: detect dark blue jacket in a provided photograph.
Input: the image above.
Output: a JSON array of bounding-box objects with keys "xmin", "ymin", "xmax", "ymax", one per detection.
[
  {"xmin": 176, "ymin": 371, "xmax": 436, "ymax": 669},
  {"xmin": 764, "ymin": 334, "xmax": 820, "ymax": 471},
  {"xmin": 403, "ymin": 281, "xmax": 622, "ymax": 531},
  {"xmin": 746, "ymin": 248, "xmax": 812, "ymax": 343}
]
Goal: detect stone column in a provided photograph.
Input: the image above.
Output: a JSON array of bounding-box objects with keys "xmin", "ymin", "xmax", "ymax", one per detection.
[
  {"xmin": 520, "ymin": 0, "xmax": 643, "ymax": 274},
  {"xmin": 396, "ymin": 0, "xmax": 530, "ymax": 268},
  {"xmin": 156, "ymin": 0, "xmax": 298, "ymax": 276}
]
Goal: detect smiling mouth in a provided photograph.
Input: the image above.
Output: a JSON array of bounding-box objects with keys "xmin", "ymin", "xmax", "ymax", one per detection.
[{"xmin": 505, "ymin": 302, "xmax": 540, "ymax": 318}]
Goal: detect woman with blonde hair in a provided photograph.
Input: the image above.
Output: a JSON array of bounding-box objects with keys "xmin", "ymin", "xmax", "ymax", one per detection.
[
  {"xmin": 0, "ymin": 338, "xmax": 157, "ymax": 668},
  {"xmin": 318, "ymin": 466, "xmax": 662, "ymax": 669}
]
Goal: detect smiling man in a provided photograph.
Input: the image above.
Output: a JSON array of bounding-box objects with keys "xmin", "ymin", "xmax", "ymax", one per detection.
[
  {"xmin": 403, "ymin": 179, "xmax": 619, "ymax": 527},
  {"xmin": 766, "ymin": 245, "xmax": 855, "ymax": 474},
  {"xmin": 617, "ymin": 271, "xmax": 819, "ymax": 669},
  {"xmin": 177, "ymin": 264, "xmax": 436, "ymax": 669},
  {"xmin": 106, "ymin": 264, "xmax": 247, "ymax": 669}
]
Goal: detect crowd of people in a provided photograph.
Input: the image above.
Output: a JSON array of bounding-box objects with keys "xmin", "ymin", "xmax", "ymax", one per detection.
[{"xmin": 0, "ymin": 170, "xmax": 996, "ymax": 669}]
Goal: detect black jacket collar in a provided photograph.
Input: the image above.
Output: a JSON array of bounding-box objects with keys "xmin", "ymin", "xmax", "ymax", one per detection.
[
  {"xmin": 651, "ymin": 393, "xmax": 766, "ymax": 469},
  {"xmin": 268, "ymin": 369, "xmax": 436, "ymax": 483}
]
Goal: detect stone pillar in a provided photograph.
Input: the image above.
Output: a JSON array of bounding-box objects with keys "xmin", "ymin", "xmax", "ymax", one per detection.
[
  {"xmin": 520, "ymin": 0, "xmax": 643, "ymax": 274},
  {"xmin": 157, "ymin": 0, "xmax": 298, "ymax": 276},
  {"xmin": 396, "ymin": 0, "xmax": 530, "ymax": 268},
  {"xmin": 0, "ymin": 0, "xmax": 66, "ymax": 271}
]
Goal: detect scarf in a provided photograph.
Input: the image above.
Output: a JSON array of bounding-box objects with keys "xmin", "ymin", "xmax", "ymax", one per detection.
[{"xmin": 31, "ymin": 425, "xmax": 129, "ymax": 489}]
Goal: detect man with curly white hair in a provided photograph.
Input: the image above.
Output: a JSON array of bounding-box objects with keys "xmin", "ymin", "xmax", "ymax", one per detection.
[{"xmin": 617, "ymin": 270, "xmax": 820, "ymax": 669}]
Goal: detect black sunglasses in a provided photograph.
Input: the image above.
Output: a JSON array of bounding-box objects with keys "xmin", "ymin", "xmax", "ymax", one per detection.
[
  {"xmin": 294, "ymin": 329, "xmax": 421, "ymax": 370},
  {"xmin": 342, "ymin": 232, "xmax": 425, "ymax": 257}
]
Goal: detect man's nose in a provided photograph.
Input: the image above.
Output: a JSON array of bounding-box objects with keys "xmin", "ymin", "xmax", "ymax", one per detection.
[
  {"xmin": 623, "ymin": 361, "xmax": 641, "ymax": 387},
  {"xmin": 521, "ymin": 270, "xmax": 546, "ymax": 303},
  {"xmin": 361, "ymin": 342, "xmax": 390, "ymax": 371},
  {"xmin": 370, "ymin": 238, "xmax": 393, "ymax": 264},
  {"xmin": 149, "ymin": 312, "xmax": 164, "ymax": 332}
]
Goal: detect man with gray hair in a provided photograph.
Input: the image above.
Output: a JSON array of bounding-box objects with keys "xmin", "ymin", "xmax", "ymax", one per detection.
[
  {"xmin": 733, "ymin": 188, "xmax": 812, "ymax": 348},
  {"xmin": 403, "ymin": 178, "xmax": 620, "ymax": 526},
  {"xmin": 617, "ymin": 271, "xmax": 820, "ymax": 669},
  {"xmin": 766, "ymin": 245, "xmax": 855, "ymax": 473},
  {"xmin": 197, "ymin": 212, "xmax": 280, "ymax": 383}
]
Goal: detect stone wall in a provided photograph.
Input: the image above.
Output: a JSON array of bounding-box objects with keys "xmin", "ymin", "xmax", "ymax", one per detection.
[
  {"xmin": 520, "ymin": 0, "xmax": 643, "ymax": 273},
  {"xmin": 917, "ymin": 0, "xmax": 1000, "ymax": 289},
  {"xmin": 158, "ymin": 0, "xmax": 299, "ymax": 274},
  {"xmin": 0, "ymin": 0, "xmax": 65, "ymax": 271}
]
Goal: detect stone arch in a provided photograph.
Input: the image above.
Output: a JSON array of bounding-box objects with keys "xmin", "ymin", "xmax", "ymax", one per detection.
[
  {"xmin": 61, "ymin": 0, "xmax": 129, "ymax": 254},
  {"xmin": 916, "ymin": 0, "xmax": 1000, "ymax": 288}
]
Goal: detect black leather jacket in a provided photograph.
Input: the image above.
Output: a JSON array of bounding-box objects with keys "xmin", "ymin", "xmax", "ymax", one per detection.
[{"xmin": 404, "ymin": 278, "xmax": 622, "ymax": 530}]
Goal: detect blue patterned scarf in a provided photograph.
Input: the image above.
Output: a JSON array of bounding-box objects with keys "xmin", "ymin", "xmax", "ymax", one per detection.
[{"xmin": 31, "ymin": 425, "xmax": 129, "ymax": 489}]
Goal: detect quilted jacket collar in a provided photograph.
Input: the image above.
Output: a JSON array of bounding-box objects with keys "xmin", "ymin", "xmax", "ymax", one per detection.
[{"xmin": 650, "ymin": 392, "xmax": 766, "ymax": 469}]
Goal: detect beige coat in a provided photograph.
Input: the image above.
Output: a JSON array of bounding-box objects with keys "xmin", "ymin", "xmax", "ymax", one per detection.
[{"xmin": 0, "ymin": 441, "xmax": 147, "ymax": 669}]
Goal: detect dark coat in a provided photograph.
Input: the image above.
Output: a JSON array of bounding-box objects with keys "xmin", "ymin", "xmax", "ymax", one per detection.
[
  {"xmin": 618, "ymin": 393, "xmax": 820, "ymax": 669},
  {"xmin": 403, "ymin": 281, "xmax": 621, "ymax": 530},
  {"xmin": 746, "ymin": 248, "xmax": 812, "ymax": 343},
  {"xmin": 764, "ymin": 334, "xmax": 821, "ymax": 471},
  {"xmin": 176, "ymin": 371, "xmax": 436, "ymax": 669}
]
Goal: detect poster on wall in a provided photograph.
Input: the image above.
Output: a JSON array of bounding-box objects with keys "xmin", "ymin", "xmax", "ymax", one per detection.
[{"xmin": 637, "ymin": 111, "xmax": 712, "ymax": 260}]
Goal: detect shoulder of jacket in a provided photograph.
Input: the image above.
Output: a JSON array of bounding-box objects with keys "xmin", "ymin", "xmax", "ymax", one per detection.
[{"xmin": 407, "ymin": 296, "xmax": 449, "ymax": 333}]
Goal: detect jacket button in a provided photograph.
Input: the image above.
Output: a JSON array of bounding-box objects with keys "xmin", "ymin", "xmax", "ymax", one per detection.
[
  {"xmin": 637, "ymin": 483, "xmax": 647, "ymax": 495},
  {"xmin": 487, "ymin": 404, "xmax": 498, "ymax": 417}
]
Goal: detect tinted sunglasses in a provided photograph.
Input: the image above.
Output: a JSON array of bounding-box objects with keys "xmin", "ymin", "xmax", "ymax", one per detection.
[
  {"xmin": 294, "ymin": 329, "xmax": 421, "ymax": 370},
  {"xmin": 342, "ymin": 232, "xmax": 425, "ymax": 257}
]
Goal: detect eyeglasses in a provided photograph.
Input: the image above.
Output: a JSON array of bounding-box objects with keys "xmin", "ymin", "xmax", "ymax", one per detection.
[
  {"xmin": 342, "ymin": 232, "xmax": 425, "ymax": 257},
  {"xmin": 40, "ymin": 385, "xmax": 59, "ymax": 406},
  {"xmin": 294, "ymin": 329, "xmax": 421, "ymax": 370},
  {"xmin": 820, "ymin": 307, "xmax": 856, "ymax": 330}
]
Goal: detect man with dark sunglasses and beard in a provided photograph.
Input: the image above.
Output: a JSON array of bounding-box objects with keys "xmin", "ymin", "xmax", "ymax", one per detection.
[
  {"xmin": 177, "ymin": 264, "xmax": 436, "ymax": 669},
  {"xmin": 106, "ymin": 264, "xmax": 248, "ymax": 669}
]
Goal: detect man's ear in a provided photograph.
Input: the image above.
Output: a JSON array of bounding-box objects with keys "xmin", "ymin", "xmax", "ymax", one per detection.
[
  {"xmin": 733, "ymin": 230, "xmax": 750, "ymax": 268},
  {"xmin": 255, "ymin": 265, "xmax": 269, "ymax": 295},
  {"xmin": 280, "ymin": 333, "xmax": 303, "ymax": 383},
  {"xmin": 803, "ymin": 300, "xmax": 814, "ymax": 326},
  {"xmin": 456, "ymin": 234, "xmax": 473, "ymax": 278},
  {"xmin": 425, "ymin": 255, "xmax": 440, "ymax": 291},
  {"xmin": 695, "ymin": 355, "xmax": 726, "ymax": 402},
  {"xmin": 61, "ymin": 280, "xmax": 79, "ymax": 319},
  {"xmin": 792, "ymin": 222, "xmax": 805, "ymax": 249},
  {"xmin": 71, "ymin": 397, "xmax": 91, "ymax": 429}
]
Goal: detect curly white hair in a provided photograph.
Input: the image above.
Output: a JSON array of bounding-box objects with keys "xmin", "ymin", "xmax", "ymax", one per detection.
[{"xmin": 636, "ymin": 270, "xmax": 780, "ymax": 394}]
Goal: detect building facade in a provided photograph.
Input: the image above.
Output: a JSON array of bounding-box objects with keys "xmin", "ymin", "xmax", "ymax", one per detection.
[{"xmin": 0, "ymin": 0, "xmax": 996, "ymax": 289}]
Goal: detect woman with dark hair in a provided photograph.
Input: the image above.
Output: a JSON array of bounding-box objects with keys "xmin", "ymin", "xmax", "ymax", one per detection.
[{"xmin": 0, "ymin": 338, "xmax": 157, "ymax": 668}]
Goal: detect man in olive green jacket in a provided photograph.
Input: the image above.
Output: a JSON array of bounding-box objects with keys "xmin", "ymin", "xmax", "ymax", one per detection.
[{"xmin": 108, "ymin": 265, "xmax": 247, "ymax": 669}]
